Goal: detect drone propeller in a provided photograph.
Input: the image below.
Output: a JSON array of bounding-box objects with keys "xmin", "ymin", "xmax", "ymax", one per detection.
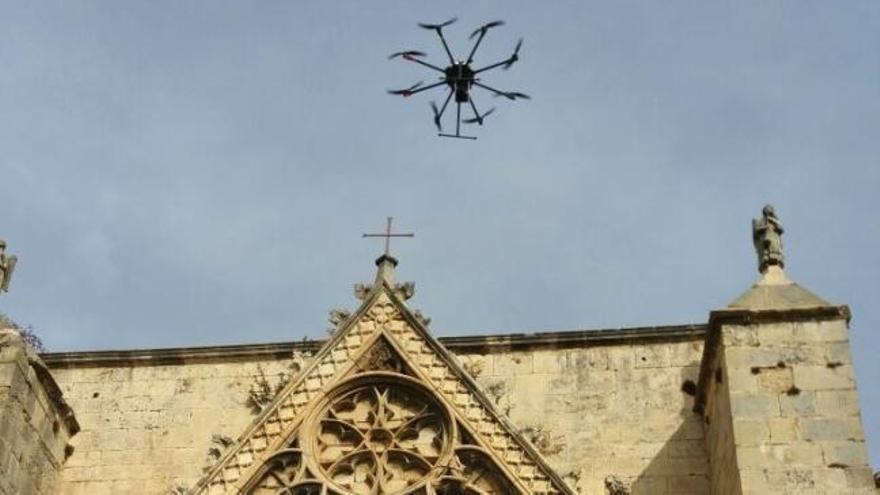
[
  {"xmin": 430, "ymin": 101, "xmax": 442, "ymax": 131},
  {"xmin": 469, "ymin": 20, "xmax": 505, "ymax": 39},
  {"xmin": 463, "ymin": 107, "xmax": 495, "ymax": 125},
  {"xmin": 388, "ymin": 50, "xmax": 427, "ymax": 60},
  {"xmin": 503, "ymin": 38, "xmax": 523, "ymax": 70},
  {"xmin": 388, "ymin": 81, "xmax": 424, "ymax": 97},
  {"xmin": 418, "ymin": 17, "xmax": 457, "ymax": 30},
  {"xmin": 492, "ymin": 91, "xmax": 530, "ymax": 101}
]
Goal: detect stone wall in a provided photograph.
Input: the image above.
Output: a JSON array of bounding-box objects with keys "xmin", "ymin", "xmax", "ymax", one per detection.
[
  {"xmin": 45, "ymin": 328, "xmax": 709, "ymax": 494},
  {"xmin": 49, "ymin": 356, "xmax": 296, "ymax": 494},
  {"xmin": 703, "ymin": 353, "xmax": 742, "ymax": 495},
  {"xmin": 704, "ymin": 315, "xmax": 876, "ymax": 494},
  {"xmin": 0, "ymin": 329, "xmax": 78, "ymax": 495},
  {"xmin": 463, "ymin": 340, "xmax": 708, "ymax": 494}
]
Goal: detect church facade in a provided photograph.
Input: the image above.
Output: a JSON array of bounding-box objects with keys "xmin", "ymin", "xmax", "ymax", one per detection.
[{"xmin": 0, "ymin": 207, "xmax": 877, "ymax": 494}]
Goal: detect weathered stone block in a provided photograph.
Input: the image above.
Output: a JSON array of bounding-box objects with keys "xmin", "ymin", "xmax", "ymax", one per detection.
[
  {"xmin": 732, "ymin": 419, "xmax": 769, "ymax": 446},
  {"xmin": 793, "ymin": 365, "xmax": 855, "ymax": 391},
  {"xmin": 729, "ymin": 393, "xmax": 779, "ymax": 418},
  {"xmin": 756, "ymin": 367, "xmax": 794, "ymax": 393},
  {"xmin": 768, "ymin": 417, "xmax": 798, "ymax": 443},
  {"xmin": 793, "ymin": 320, "xmax": 849, "ymax": 343},
  {"xmin": 821, "ymin": 441, "xmax": 868, "ymax": 468},
  {"xmin": 779, "ymin": 390, "xmax": 816, "ymax": 417},
  {"xmin": 815, "ymin": 389, "xmax": 861, "ymax": 417},
  {"xmin": 800, "ymin": 418, "xmax": 863, "ymax": 442}
]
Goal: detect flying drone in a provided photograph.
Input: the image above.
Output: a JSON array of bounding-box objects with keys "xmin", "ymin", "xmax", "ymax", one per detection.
[{"xmin": 388, "ymin": 18, "xmax": 529, "ymax": 140}]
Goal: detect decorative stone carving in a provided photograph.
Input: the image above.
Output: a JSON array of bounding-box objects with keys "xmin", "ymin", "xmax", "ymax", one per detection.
[
  {"xmin": 194, "ymin": 289, "xmax": 572, "ymax": 494},
  {"xmin": 394, "ymin": 282, "xmax": 415, "ymax": 301},
  {"xmin": 354, "ymin": 283, "xmax": 371, "ymax": 301},
  {"xmin": 413, "ymin": 310, "xmax": 431, "ymax": 327},
  {"xmin": 243, "ymin": 373, "xmax": 516, "ymax": 495},
  {"xmin": 519, "ymin": 426, "xmax": 565, "ymax": 457},
  {"xmin": 604, "ymin": 475, "xmax": 630, "ymax": 495},
  {"xmin": 461, "ymin": 357, "xmax": 485, "ymax": 378},
  {"xmin": 0, "ymin": 239, "xmax": 17, "ymax": 293},
  {"xmin": 309, "ymin": 375, "xmax": 453, "ymax": 493},
  {"xmin": 205, "ymin": 434, "xmax": 235, "ymax": 468},
  {"xmin": 354, "ymin": 339, "xmax": 408, "ymax": 374},
  {"xmin": 328, "ymin": 309, "xmax": 351, "ymax": 329},
  {"xmin": 752, "ymin": 204, "xmax": 784, "ymax": 272},
  {"xmin": 354, "ymin": 282, "xmax": 416, "ymax": 301},
  {"xmin": 290, "ymin": 350, "xmax": 313, "ymax": 375}
]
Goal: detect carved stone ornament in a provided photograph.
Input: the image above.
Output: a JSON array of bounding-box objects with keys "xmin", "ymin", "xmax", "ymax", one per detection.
[
  {"xmin": 0, "ymin": 239, "xmax": 17, "ymax": 293},
  {"xmin": 194, "ymin": 280, "xmax": 573, "ymax": 494},
  {"xmin": 752, "ymin": 204, "xmax": 784, "ymax": 273},
  {"xmin": 242, "ymin": 373, "xmax": 517, "ymax": 495}
]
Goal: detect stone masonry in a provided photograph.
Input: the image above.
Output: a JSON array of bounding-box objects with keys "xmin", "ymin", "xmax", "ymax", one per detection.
[
  {"xmin": 0, "ymin": 328, "xmax": 79, "ymax": 495},
  {"xmin": 44, "ymin": 327, "xmax": 709, "ymax": 494},
  {"xmin": 696, "ymin": 265, "xmax": 876, "ymax": 494}
]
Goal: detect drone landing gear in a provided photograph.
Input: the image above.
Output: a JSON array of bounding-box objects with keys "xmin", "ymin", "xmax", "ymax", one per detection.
[{"xmin": 438, "ymin": 133, "xmax": 477, "ymax": 140}]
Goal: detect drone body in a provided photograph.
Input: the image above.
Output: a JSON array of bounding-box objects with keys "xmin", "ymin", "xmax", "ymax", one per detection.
[{"xmin": 389, "ymin": 18, "xmax": 529, "ymax": 140}]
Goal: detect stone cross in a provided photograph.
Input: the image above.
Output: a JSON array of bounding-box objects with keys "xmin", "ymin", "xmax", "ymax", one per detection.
[
  {"xmin": 752, "ymin": 204, "xmax": 784, "ymax": 273},
  {"xmin": 362, "ymin": 217, "xmax": 414, "ymax": 257},
  {"xmin": 0, "ymin": 239, "xmax": 17, "ymax": 294}
]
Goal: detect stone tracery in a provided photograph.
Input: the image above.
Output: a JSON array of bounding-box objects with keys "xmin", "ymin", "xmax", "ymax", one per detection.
[
  {"xmin": 245, "ymin": 372, "xmax": 515, "ymax": 495},
  {"xmin": 198, "ymin": 286, "xmax": 569, "ymax": 494},
  {"xmin": 309, "ymin": 375, "xmax": 453, "ymax": 494}
]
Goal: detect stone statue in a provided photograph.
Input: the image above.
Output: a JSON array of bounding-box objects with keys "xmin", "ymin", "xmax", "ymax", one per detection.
[
  {"xmin": 0, "ymin": 239, "xmax": 17, "ymax": 293},
  {"xmin": 752, "ymin": 204, "xmax": 784, "ymax": 272}
]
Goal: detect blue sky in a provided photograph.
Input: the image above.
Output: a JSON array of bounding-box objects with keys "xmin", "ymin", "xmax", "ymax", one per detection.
[{"xmin": 1, "ymin": 1, "xmax": 878, "ymax": 465}]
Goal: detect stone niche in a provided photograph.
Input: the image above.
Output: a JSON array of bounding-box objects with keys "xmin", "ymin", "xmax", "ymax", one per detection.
[{"xmin": 0, "ymin": 328, "xmax": 79, "ymax": 495}]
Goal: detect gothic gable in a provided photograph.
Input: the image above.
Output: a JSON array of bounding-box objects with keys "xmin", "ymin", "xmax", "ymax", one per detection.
[{"xmin": 192, "ymin": 264, "xmax": 572, "ymax": 494}]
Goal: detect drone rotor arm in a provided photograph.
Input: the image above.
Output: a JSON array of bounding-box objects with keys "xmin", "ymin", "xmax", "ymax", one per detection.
[
  {"xmin": 475, "ymin": 39, "xmax": 522, "ymax": 74},
  {"xmin": 436, "ymin": 29, "xmax": 457, "ymax": 64},
  {"xmin": 399, "ymin": 80, "xmax": 447, "ymax": 97},
  {"xmin": 473, "ymin": 58, "xmax": 512, "ymax": 75},
  {"xmin": 466, "ymin": 20, "xmax": 504, "ymax": 64},
  {"xmin": 472, "ymin": 81, "xmax": 512, "ymax": 99},
  {"xmin": 418, "ymin": 18, "xmax": 458, "ymax": 64},
  {"xmin": 465, "ymin": 30, "xmax": 487, "ymax": 65},
  {"xmin": 433, "ymin": 89, "xmax": 454, "ymax": 130},
  {"xmin": 407, "ymin": 57, "xmax": 446, "ymax": 73},
  {"xmin": 466, "ymin": 97, "xmax": 482, "ymax": 124}
]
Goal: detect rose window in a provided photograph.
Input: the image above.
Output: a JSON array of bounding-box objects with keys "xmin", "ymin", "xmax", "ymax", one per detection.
[{"xmin": 305, "ymin": 374, "xmax": 455, "ymax": 494}]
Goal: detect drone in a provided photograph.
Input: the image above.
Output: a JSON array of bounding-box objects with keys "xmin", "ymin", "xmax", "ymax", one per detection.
[{"xmin": 388, "ymin": 18, "xmax": 529, "ymax": 140}]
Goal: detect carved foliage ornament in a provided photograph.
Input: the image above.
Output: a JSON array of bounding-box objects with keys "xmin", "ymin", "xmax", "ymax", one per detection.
[{"xmin": 245, "ymin": 373, "xmax": 514, "ymax": 495}]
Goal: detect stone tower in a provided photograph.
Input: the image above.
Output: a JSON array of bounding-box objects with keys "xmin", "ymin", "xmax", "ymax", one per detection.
[{"xmin": 695, "ymin": 205, "xmax": 876, "ymax": 493}]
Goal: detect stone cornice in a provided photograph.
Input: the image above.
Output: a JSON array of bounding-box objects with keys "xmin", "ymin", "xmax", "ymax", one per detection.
[{"xmin": 41, "ymin": 324, "xmax": 707, "ymax": 369}]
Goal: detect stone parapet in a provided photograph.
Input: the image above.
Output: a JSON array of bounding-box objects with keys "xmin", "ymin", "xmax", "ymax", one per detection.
[{"xmin": 0, "ymin": 328, "xmax": 79, "ymax": 495}]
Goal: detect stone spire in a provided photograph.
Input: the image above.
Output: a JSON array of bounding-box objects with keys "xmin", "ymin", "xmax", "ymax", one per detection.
[
  {"xmin": 353, "ymin": 255, "xmax": 415, "ymax": 302},
  {"xmin": 356, "ymin": 218, "xmax": 415, "ymax": 301},
  {"xmin": 374, "ymin": 253, "xmax": 398, "ymax": 286}
]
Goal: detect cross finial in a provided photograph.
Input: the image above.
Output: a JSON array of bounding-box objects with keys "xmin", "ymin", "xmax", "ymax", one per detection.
[{"xmin": 362, "ymin": 217, "xmax": 414, "ymax": 257}]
